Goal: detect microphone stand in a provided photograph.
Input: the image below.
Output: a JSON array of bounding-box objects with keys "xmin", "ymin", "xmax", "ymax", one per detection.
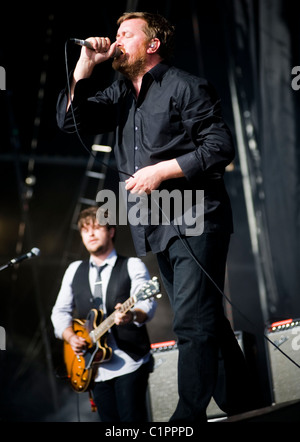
[
  {"xmin": 0, "ymin": 261, "xmax": 14, "ymax": 272},
  {"xmin": 0, "ymin": 249, "xmax": 40, "ymax": 272}
]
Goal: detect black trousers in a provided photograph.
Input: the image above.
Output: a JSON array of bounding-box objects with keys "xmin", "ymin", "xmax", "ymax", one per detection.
[
  {"xmin": 92, "ymin": 360, "xmax": 151, "ymax": 422},
  {"xmin": 157, "ymin": 233, "xmax": 253, "ymax": 422}
]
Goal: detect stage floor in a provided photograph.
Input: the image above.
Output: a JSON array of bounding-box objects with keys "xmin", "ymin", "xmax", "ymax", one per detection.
[{"xmin": 209, "ymin": 400, "xmax": 300, "ymax": 422}]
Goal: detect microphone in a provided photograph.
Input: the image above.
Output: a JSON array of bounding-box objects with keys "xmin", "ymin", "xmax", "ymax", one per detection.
[
  {"xmin": 9, "ymin": 248, "xmax": 41, "ymax": 265},
  {"xmin": 70, "ymin": 38, "xmax": 121, "ymax": 58}
]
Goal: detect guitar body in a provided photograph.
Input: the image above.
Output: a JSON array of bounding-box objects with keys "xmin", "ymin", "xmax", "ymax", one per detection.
[
  {"xmin": 63, "ymin": 277, "xmax": 160, "ymax": 392},
  {"xmin": 64, "ymin": 309, "xmax": 112, "ymax": 392}
]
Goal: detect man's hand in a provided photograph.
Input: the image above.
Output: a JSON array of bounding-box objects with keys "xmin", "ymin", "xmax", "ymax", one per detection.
[
  {"xmin": 69, "ymin": 335, "xmax": 87, "ymax": 356},
  {"xmin": 78, "ymin": 37, "xmax": 118, "ymax": 65},
  {"xmin": 125, "ymin": 160, "xmax": 184, "ymax": 195},
  {"xmin": 63, "ymin": 327, "xmax": 87, "ymax": 355},
  {"xmin": 68, "ymin": 37, "xmax": 118, "ymax": 108},
  {"xmin": 125, "ymin": 164, "xmax": 163, "ymax": 195},
  {"xmin": 114, "ymin": 304, "xmax": 148, "ymax": 325},
  {"xmin": 114, "ymin": 303, "xmax": 135, "ymax": 325}
]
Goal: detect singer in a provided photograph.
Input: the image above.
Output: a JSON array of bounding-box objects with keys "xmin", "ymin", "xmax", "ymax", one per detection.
[{"xmin": 57, "ymin": 12, "xmax": 256, "ymax": 422}]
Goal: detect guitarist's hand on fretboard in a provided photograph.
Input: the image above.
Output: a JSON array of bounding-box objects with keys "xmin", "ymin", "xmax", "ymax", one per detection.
[
  {"xmin": 114, "ymin": 303, "xmax": 148, "ymax": 325},
  {"xmin": 114, "ymin": 303, "xmax": 135, "ymax": 325}
]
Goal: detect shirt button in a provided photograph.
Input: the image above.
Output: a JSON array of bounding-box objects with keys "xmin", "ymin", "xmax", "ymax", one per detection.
[
  {"xmin": 135, "ymin": 166, "xmax": 139, "ymax": 170},
  {"xmin": 135, "ymin": 146, "xmax": 138, "ymax": 150},
  {"xmin": 135, "ymin": 126, "xmax": 138, "ymax": 131}
]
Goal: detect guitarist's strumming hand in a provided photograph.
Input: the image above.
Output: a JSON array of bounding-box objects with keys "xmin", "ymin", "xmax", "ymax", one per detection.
[
  {"xmin": 63, "ymin": 327, "xmax": 87, "ymax": 356},
  {"xmin": 69, "ymin": 335, "xmax": 87, "ymax": 355}
]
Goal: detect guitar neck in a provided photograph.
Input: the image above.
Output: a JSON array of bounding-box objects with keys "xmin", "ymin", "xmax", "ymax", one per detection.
[{"xmin": 92, "ymin": 295, "xmax": 136, "ymax": 342}]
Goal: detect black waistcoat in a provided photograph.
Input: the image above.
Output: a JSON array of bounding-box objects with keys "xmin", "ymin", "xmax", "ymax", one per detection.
[{"xmin": 71, "ymin": 256, "xmax": 151, "ymax": 361}]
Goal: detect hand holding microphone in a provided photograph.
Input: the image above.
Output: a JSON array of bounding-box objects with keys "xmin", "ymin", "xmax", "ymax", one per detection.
[
  {"xmin": 71, "ymin": 37, "xmax": 122, "ymax": 59},
  {"xmin": 68, "ymin": 37, "xmax": 122, "ymax": 109}
]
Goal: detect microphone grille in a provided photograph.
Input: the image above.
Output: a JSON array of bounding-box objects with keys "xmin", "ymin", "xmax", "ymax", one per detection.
[
  {"xmin": 31, "ymin": 247, "xmax": 41, "ymax": 257},
  {"xmin": 111, "ymin": 47, "xmax": 122, "ymax": 58}
]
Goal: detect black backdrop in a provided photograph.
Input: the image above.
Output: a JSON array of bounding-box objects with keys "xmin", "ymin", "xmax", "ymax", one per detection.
[{"xmin": 0, "ymin": 0, "xmax": 300, "ymax": 421}]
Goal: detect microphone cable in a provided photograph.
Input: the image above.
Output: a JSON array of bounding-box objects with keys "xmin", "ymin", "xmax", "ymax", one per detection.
[
  {"xmin": 162, "ymin": 209, "xmax": 300, "ymax": 370},
  {"xmin": 63, "ymin": 40, "xmax": 300, "ymax": 371}
]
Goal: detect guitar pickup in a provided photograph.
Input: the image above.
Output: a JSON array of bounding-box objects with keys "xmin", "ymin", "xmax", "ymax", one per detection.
[{"xmin": 89, "ymin": 330, "xmax": 96, "ymax": 343}]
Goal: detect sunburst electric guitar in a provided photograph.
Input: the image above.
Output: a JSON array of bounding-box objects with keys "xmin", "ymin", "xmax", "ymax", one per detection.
[{"xmin": 64, "ymin": 277, "xmax": 161, "ymax": 392}]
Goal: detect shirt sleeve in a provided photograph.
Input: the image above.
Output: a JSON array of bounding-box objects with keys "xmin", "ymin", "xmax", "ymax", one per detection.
[
  {"xmin": 127, "ymin": 257, "xmax": 157, "ymax": 323},
  {"xmin": 56, "ymin": 77, "xmax": 121, "ymax": 135},
  {"xmin": 51, "ymin": 261, "xmax": 81, "ymax": 339},
  {"xmin": 176, "ymin": 79, "xmax": 235, "ymax": 180}
]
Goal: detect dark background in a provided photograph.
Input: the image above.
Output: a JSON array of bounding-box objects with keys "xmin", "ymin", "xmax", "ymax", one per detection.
[{"xmin": 0, "ymin": 0, "xmax": 300, "ymax": 422}]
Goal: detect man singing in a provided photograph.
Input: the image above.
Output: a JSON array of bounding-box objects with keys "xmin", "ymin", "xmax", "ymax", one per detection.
[{"xmin": 57, "ymin": 12, "xmax": 254, "ymax": 422}]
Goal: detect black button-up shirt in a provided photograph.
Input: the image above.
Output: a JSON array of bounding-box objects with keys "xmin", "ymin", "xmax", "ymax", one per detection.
[{"xmin": 57, "ymin": 62, "xmax": 235, "ymax": 256}]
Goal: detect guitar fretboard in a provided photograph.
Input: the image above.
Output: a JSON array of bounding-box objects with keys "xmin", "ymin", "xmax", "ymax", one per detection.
[{"xmin": 92, "ymin": 296, "xmax": 136, "ymax": 341}]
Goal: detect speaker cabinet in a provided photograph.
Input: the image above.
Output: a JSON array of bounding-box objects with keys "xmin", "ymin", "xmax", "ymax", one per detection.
[
  {"xmin": 148, "ymin": 334, "xmax": 248, "ymax": 422},
  {"xmin": 266, "ymin": 319, "xmax": 300, "ymax": 404},
  {"xmin": 148, "ymin": 341, "xmax": 179, "ymax": 422}
]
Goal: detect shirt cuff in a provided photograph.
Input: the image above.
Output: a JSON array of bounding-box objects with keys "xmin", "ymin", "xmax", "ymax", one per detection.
[{"xmin": 176, "ymin": 151, "xmax": 202, "ymax": 181}]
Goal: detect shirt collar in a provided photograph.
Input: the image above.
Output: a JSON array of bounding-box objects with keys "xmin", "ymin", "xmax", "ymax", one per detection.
[
  {"xmin": 146, "ymin": 61, "xmax": 170, "ymax": 82},
  {"xmin": 124, "ymin": 61, "xmax": 170, "ymax": 93},
  {"xmin": 90, "ymin": 249, "xmax": 117, "ymax": 269},
  {"xmin": 132, "ymin": 62, "xmax": 170, "ymax": 106}
]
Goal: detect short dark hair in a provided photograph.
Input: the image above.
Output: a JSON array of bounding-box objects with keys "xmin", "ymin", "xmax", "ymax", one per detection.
[{"xmin": 117, "ymin": 12, "xmax": 175, "ymax": 61}]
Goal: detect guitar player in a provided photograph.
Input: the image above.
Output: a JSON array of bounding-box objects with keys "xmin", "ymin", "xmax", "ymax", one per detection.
[{"xmin": 51, "ymin": 206, "xmax": 157, "ymax": 422}]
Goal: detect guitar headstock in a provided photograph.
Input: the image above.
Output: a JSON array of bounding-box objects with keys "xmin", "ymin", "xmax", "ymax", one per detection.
[{"xmin": 136, "ymin": 277, "xmax": 161, "ymax": 302}]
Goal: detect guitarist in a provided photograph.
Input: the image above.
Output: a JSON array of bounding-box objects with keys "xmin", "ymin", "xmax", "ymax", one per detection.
[{"xmin": 51, "ymin": 206, "xmax": 157, "ymax": 422}]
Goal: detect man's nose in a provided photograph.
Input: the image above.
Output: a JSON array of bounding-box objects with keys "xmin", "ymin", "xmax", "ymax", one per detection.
[{"xmin": 116, "ymin": 35, "xmax": 124, "ymax": 46}]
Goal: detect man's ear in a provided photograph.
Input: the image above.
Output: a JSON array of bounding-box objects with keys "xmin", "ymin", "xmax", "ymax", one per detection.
[
  {"xmin": 147, "ymin": 38, "xmax": 160, "ymax": 53},
  {"xmin": 109, "ymin": 226, "xmax": 116, "ymax": 240}
]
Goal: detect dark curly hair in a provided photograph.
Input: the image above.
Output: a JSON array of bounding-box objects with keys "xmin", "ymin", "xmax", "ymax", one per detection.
[{"xmin": 77, "ymin": 206, "xmax": 116, "ymax": 231}]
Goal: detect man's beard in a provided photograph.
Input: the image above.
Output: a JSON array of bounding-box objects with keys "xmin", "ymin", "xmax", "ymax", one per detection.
[{"xmin": 112, "ymin": 52, "xmax": 147, "ymax": 80}]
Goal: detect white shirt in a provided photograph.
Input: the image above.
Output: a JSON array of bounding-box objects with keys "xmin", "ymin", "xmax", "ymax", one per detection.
[{"xmin": 51, "ymin": 249, "xmax": 157, "ymax": 381}]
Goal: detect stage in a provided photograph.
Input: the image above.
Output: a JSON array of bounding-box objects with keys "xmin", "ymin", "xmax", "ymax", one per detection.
[
  {"xmin": 213, "ymin": 400, "xmax": 300, "ymax": 423},
  {"xmin": 1, "ymin": 0, "xmax": 300, "ymax": 426}
]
